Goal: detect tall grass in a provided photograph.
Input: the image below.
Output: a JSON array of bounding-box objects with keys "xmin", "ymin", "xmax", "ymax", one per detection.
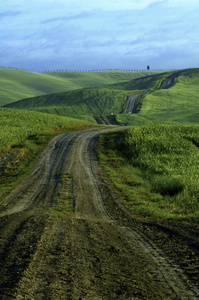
[{"xmin": 99, "ymin": 124, "xmax": 199, "ymax": 220}]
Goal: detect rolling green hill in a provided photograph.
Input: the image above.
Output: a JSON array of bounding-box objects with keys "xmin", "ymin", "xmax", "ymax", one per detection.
[
  {"xmin": 0, "ymin": 107, "xmax": 94, "ymax": 151},
  {"xmin": 3, "ymin": 71, "xmax": 171, "ymax": 119},
  {"xmin": 2, "ymin": 68, "xmax": 199, "ymax": 149},
  {"xmin": 117, "ymin": 69, "xmax": 199, "ymax": 125},
  {"xmin": 116, "ymin": 68, "xmax": 199, "ymax": 125},
  {"xmin": 0, "ymin": 69, "xmax": 161, "ymax": 106},
  {"xmin": 1, "ymin": 67, "xmax": 199, "ymax": 222},
  {"xmin": 3, "ymin": 88, "xmax": 126, "ymax": 118}
]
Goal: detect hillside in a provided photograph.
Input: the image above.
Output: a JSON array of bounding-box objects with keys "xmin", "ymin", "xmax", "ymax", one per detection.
[
  {"xmin": 3, "ymin": 71, "xmax": 171, "ymax": 119},
  {"xmin": 0, "ymin": 69, "xmax": 161, "ymax": 106},
  {"xmin": 0, "ymin": 107, "xmax": 94, "ymax": 151},
  {"xmin": 116, "ymin": 68, "xmax": 199, "ymax": 125},
  {"xmin": 2, "ymin": 68, "xmax": 199, "ymax": 126}
]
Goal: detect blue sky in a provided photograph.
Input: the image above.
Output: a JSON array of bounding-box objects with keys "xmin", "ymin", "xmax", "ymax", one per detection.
[{"xmin": 0, "ymin": 0, "xmax": 199, "ymax": 72}]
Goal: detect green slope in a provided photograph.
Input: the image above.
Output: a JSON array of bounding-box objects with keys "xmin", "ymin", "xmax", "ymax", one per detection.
[
  {"xmin": 0, "ymin": 69, "xmax": 77, "ymax": 106},
  {"xmin": 4, "ymin": 68, "xmax": 199, "ymax": 126},
  {"xmin": 99, "ymin": 124, "xmax": 199, "ymax": 220},
  {"xmin": 104, "ymin": 72, "xmax": 172, "ymax": 91},
  {"xmin": 0, "ymin": 69, "xmax": 162, "ymax": 106},
  {"xmin": 0, "ymin": 107, "xmax": 94, "ymax": 150},
  {"xmin": 117, "ymin": 68, "xmax": 199, "ymax": 125},
  {"xmin": 3, "ymin": 88, "xmax": 126, "ymax": 118},
  {"xmin": 47, "ymin": 70, "xmax": 161, "ymax": 88},
  {"xmin": 3, "ymin": 72, "xmax": 170, "ymax": 119}
]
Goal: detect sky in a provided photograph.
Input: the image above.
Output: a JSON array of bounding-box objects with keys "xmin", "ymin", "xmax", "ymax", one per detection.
[{"xmin": 0, "ymin": 0, "xmax": 199, "ymax": 72}]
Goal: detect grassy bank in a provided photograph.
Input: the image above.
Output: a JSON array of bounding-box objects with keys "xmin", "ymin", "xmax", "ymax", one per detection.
[{"xmin": 98, "ymin": 124, "xmax": 199, "ymax": 221}]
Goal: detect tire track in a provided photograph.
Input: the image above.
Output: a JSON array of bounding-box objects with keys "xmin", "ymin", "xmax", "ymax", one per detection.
[{"xmin": 0, "ymin": 127, "xmax": 199, "ymax": 299}]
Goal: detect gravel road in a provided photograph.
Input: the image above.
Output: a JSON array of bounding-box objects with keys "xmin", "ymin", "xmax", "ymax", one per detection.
[{"xmin": 0, "ymin": 127, "xmax": 199, "ymax": 299}]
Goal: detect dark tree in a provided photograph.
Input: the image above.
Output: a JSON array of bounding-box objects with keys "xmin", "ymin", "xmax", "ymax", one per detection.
[{"xmin": 147, "ymin": 65, "xmax": 150, "ymax": 70}]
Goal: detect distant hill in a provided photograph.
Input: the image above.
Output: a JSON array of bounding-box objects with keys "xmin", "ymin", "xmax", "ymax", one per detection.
[
  {"xmin": 4, "ymin": 68, "xmax": 199, "ymax": 125},
  {"xmin": 3, "ymin": 71, "xmax": 171, "ymax": 119},
  {"xmin": 0, "ymin": 69, "xmax": 162, "ymax": 106},
  {"xmin": 116, "ymin": 68, "xmax": 199, "ymax": 125}
]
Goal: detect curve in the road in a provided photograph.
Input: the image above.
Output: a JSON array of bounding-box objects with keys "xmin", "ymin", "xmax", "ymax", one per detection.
[{"xmin": 122, "ymin": 70, "xmax": 185, "ymax": 115}]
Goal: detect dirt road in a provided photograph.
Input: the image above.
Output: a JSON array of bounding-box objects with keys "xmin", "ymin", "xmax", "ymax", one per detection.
[
  {"xmin": 122, "ymin": 71, "xmax": 185, "ymax": 115},
  {"xmin": 123, "ymin": 94, "xmax": 142, "ymax": 114},
  {"xmin": 0, "ymin": 127, "xmax": 199, "ymax": 299}
]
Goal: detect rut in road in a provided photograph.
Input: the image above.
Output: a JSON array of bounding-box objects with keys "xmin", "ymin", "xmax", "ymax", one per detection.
[{"xmin": 0, "ymin": 127, "xmax": 199, "ymax": 299}]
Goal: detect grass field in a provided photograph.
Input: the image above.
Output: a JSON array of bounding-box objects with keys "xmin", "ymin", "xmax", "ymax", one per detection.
[
  {"xmin": 4, "ymin": 88, "xmax": 128, "ymax": 117},
  {"xmin": 99, "ymin": 124, "xmax": 199, "ymax": 220},
  {"xmin": 104, "ymin": 71, "xmax": 172, "ymax": 91},
  {"xmin": 5, "ymin": 69, "xmax": 199, "ymax": 126},
  {"xmin": 0, "ymin": 69, "xmax": 162, "ymax": 106},
  {"xmin": 3, "ymin": 71, "xmax": 171, "ymax": 119},
  {"xmin": 116, "ymin": 68, "xmax": 199, "ymax": 125},
  {"xmin": 0, "ymin": 107, "xmax": 94, "ymax": 151}
]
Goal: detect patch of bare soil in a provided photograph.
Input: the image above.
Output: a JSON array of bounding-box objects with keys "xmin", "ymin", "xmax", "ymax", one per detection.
[
  {"xmin": 0, "ymin": 127, "xmax": 199, "ymax": 299},
  {"xmin": 123, "ymin": 94, "xmax": 143, "ymax": 114}
]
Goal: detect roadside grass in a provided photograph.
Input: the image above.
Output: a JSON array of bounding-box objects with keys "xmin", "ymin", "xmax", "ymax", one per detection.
[
  {"xmin": 98, "ymin": 125, "xmax": 199, "ymax": 221},
  {"xmin": 0, "ymin": 107, "xmax": 95, "ymax": 150},
  {"xmin": 0, "ymin": 69, "xmax": 162, "ymax": 106},
  {"xmin": 0, "ymin": 107, "xmax": 96, "ymax": 200}
]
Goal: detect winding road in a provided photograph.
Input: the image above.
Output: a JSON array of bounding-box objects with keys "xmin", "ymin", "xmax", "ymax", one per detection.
[
  {"xmin": 0, "ymin": 127, "xmax": 199, "ymax": 299},
  {"xmin": 123, "ymin": 71, "xmax": 183, "ymax": 115}
]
